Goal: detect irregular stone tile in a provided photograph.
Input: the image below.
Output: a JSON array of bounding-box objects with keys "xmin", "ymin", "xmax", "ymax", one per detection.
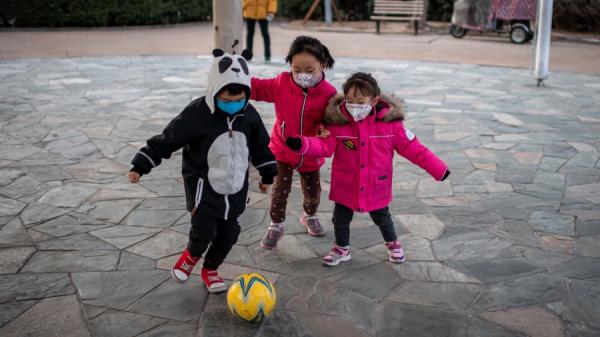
[
  {"xmin": 20, "ymin": 165, "xmax": 71, "ymax": 182},
  {"xmin": 90, "ymin": 225, "xmax": 161, "ymax": 249},
  {"xmin": 563, "ymin": 152, "xmax": 599, "ymax": 169},
  {"xmin": 128, "ymin": 275, "xmax": 208, "ymax": 321},
  {"xmin": 551, "ymin": 256, "xmax": 600, "ymax": 279},
  {"xmin": 528, "ymin": 211, "xmax": 575, "ymax": 236},
  {"xmin": 126, "ymin": 229, "xmax": 187, "ymax": 259},
  {"xmin": 88, "ymin": 310, "xmax": 165, "ymax": 337},
  {"xmin": 481, "ymin": 306, "xmax": 566, "ymax": 337},
  {"xmin": 493, "ymin": 112, "xmax": 523, "ymax": 126},
  {"xmin": 539, "ymin": 156, "xmax": 568, "ymax": 172},
  {"xmin": 389, "ymin": 281, "xmax": 482, "ymax": 312},
  {"xmin": 0, "ymin": 144, "xmax": 41, "ymax": 161},
  {"xmin": 467, "ymin": 317, "xmax": 527, "ymax": 337},
  {"xmin": 137, "ymin": 196, "xmax": 188, "ymax": 210},
  {"xmin": 0, "ymin": 175, "xmax": 44, "ymax": 201},
  {"xmin": 391, "ymin": 261, "xmax": 481, "ymax": 283},
  {"xmin": 198, "ymin": 311, "xmax": 261, "ymax": 337},
  {"xmin": 21, "ymin": 250, "xmax": 119, "ymax": 273},
  {"xmin": 72, "ymin": 270, "xmax": 170, "ymax": 309},
  {"xmin": 0, "ymin": 196, "xmax": 26, "ymax": 217},
  {"xmin": 565, "ymin": 183, "xmax": 600, "ymax": 199},
  {"xmin": 473, "ymin": 162, "xmax": 497, "ymax": 171},
  {"xmin": 0, "ymin": 167, "xmax": 24, "ymax": 186},
  {"xmin": 0, "ymin": 295, "xmax": 90, "ymax": 337},
  {"xmin": 0, "ymin": 217, "xmax": 31, "ymax": 247},
  {"xmin": 534, "ymin": 171, "xmax": 566, "ymax": 187},
  {"xmin": 64, "ymin": 157, "xmax": 128, "ymax": 181},
  {"xmin": 89, "ymin": 187, "xmax": 158, "ymax": 203},
  {"xmin": 395, "ymin": 213, "xmax": 445, "ymax": 240},
  {"xmin": 376, "ymin": 302, "xmax": 467, "ymax": 337},
  {"xmin": 539, "ymin": 234, "xmax": 575, "ymax": 254},
  {"xmin": 483, "ymin": 142, "xmax": 515, "ymax": 150},
  {"xmin": 218, "ymin": 263, "xmax": 280, "ymax": 283},
  {"xmin": 0, "ymin": 300, "xmax": 38, "ymax": 327},
  {"xmin": 575, "ymin": 235, "xmax": 600, "ymax": 258},
  {"xmin": 37, "ymin": 184, "xmax": 97, "ymax": 208},
  {"xmin": 136, "ymin": 322, "xmax": 198, "ymax": 337},
  {"xmin": 117, "ymin": 251, "xmax": 155, "ymax": 270},
  {"xmin": 566, "ymin": 323, "xmax": 600, "ymax": 337},
  {"xmin": 37, "ymin": 232, "xmax": 116, "ymax": 251},
  {"xmin": 511, "ymin": 152, "xmax": 543, "ymax": 166},
  {"xmin": 78, "ymin": 198, "xmax": 141, "ymax": 224},
  {"xmin": 296, "ymin": 312, "xmax": 371, "ymax": 337},
  {"xmin": 0, "ymin": 246, "xmax": 36, "ymax": 274},
  {"xmin": 0, "ymin": 273, "xmax": 74, "ymax": 303},
  {"xmin": 32, "ymin": 213, "xmax": 111, "ymax": 236},
  {"xmin": 416, "ymin": 179, "xmax": 453, "ymax": 198},
  {"xmin": 139, "ymin": 178, "xmax": 185, "ymax": 197},
  {"xmin": 433, "ymin": 231, "xmax": 512, "ymax": 261},
  {"xmin": 277, "ymin": 234, "xmax": 318, "ymax": 262},
  {"xmin": 472, "ymin": 273, "xmax": 564, "ymax": 311},
  {"xmin": 446, "ymin": 258, "xmax": 539, "ymax": 284},
  {"xmin": 122, "ymin": 209, "xmax": 186, "ymax": 228},
  {"xmin": 465, "ymin": 149, "xmax": 498, "ymax": 160},
  {"xmin": 19, "ymin": 202, "xmax": 67, "ymax": 226},
  {"xmin": 327, "ymin": 263, "xmax": 403, "ymax": 300}
]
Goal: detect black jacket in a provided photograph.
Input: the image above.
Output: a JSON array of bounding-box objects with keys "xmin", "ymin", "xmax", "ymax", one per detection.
[{"xmin": 131, "ymin": 97, "xmax": 277, "ymax": 220}]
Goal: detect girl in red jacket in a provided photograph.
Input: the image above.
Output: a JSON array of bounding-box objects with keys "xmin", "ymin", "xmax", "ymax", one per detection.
[
  {"xmin": 252, "ymin": 36, "xmax": 337, "ymax": 250},
  {"xmin": 286, "ymin": 73, "xmax": 450, "ymax": 266}
]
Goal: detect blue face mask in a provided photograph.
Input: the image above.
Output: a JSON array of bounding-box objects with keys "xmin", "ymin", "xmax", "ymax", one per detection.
[{"xmin": 217, "ymin": 99, "xmax": 245, "ymax": 115}]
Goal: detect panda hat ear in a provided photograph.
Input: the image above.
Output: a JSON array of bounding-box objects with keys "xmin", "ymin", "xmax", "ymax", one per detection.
[
  {"xmin": 212, "ymin": 49, "xmax": 225, "ymax": 57},
  {"xmin": 241, "ymin": 49, "xmax": 253, "ymax": 61}
]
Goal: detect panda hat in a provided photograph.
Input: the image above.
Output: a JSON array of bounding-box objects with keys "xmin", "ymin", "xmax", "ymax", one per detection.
[{"xmin": 206, "ymin": 47, "xmax": 253, "ymax": 114}]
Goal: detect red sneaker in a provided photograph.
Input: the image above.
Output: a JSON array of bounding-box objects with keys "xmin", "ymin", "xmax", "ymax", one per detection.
[
  {"xmin": 201, "ymin": 268, "xmax": 228, "ymax": 293},
  {"xmin": 171, "ymin": 249, "xmax": 200, "ymax": 283}
]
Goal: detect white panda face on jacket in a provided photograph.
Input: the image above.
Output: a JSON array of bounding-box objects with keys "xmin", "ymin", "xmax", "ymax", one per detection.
[{"xmin": 206, "ymin": 48, "xmax": 253, "ymax": 114}]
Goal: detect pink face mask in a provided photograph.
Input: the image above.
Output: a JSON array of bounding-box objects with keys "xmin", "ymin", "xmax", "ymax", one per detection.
[{"xmin": 345, "ymin": 102, "xmax": 373, "ymax": 121}]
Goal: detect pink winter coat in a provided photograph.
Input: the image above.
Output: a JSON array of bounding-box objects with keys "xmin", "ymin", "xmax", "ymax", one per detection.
[
  {"xmin": 296, "ymin": 94, "xmax": 449, "ymax": 212},
  {"xmin": 251, "ymin": 72, "xmax": 337, "ymax": 172}
]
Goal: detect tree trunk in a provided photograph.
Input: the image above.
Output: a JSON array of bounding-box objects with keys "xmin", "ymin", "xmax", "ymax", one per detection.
[
  {"xmin": 213, "ymin": 0, "xmax": 243, "ymax": 54},
  {"xmin": 421, "ymin": 0, "xmax": 429, "ymax": 25}
]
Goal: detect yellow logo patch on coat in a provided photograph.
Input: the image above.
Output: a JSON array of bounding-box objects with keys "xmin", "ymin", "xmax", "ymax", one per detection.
[{"xmin": 342, "ymin": 139, "xmax": 357, "ymax": 150}]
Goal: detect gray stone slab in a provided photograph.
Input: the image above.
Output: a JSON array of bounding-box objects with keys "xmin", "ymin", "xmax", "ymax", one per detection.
[
  {"xmin": 528, "ymin": 211, "xmax": 575, "ymax": 236},
  {"xmin": 433, "ymin": 231, "xmax": 512, "ymax": 261},
  {"xmin": 472, "ymin": 273, "xmax": 565, "ymax": 311},
  {"xmin": 0, "ymin": 246, "xmax": 36, "ymax": 274},
  {"xmin": 72, "ymin": 270, "xmax": 170, "ymax": 309},
  {"xmin": 37, "ymin": 232, "xmax": 117, "ymax": 251},
  {"xmin": 0, "ymin": 300, "xmax": 38, "ymax": 328},
  {"xmin": 88, "ymin": 310, "xmax": 165, "ymax": 337},
  {"xmin": 446, "ymin": 258, "xmax": 540, "ymax": 284},
  {"xmin": 467, "ymin": 318, "xmax": 527, "ymax": 337},
  {"xmin": 198, "ymin": 311, "xmax": 261, "ymax": 337},
  {"xmin": 117, "ymin": 251, "xmax": 155, "ymax": 270},
  {"xmin": 389, "ymin": 281, "xmax": 482, "ymax": 312},
  {"xmin": 78, "ymin": 199, "xmax": 141, "ymax": 224},
  {"xmin": 126, "ymin": 229, "xmax": 187, "ymax": 259},
  {"xmin": 0, "ymin": 196, "xmax": 26, "ymax": 218},
  {"xmin": 0, "ymin": 295, "xmax": 90, "ymax": 337},
  {"xmin": 21, "ymin": 250, "xmax": 119, "ymax": 273},
  {"xmin": 136, "ymin": 322, "xmax": 198, "ymax": 337},
  {"xmin": 19, "ymin": 202, "xmax": 68, "ymax": 226},
  {"xmin": 551, "ymin": 256, "xmax": 600, "ymax": 279},
  {"xmin": 391, "ymin": 261, "xmax": 481, "ymax": 283},
  {"xmin": 128, "ymin": 275, "xmax": 207, "ymax": 321},
  {"xmin": 0, "ymin": 217, "xmax": 31, "ymax": 247},
  {"xmin": 90, "ymin": 224, "xmax": 161, "ymax": 249},
  {"xmin": 32, "ymin": 212, "xmax": 111, "ymax": 236},
  {"xmin": 0, "ymin": 273, "xmax": 75, "ymax": 303},
  {"xmin": 37, "ymin": 184, "xmax": 98, "ymax": 208},
  {"xmin": 376, "ymin": 302, "xmax": 467, "ymax": 337},
  {"xmin": 122, "ymin": 209, "xmax": 186, "ymax": 228}
]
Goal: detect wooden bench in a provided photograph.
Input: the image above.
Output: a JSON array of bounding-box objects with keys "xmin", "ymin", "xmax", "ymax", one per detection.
[{"xmin": 371, "ymin": 0, "xmax": 425, "ymax": 35}]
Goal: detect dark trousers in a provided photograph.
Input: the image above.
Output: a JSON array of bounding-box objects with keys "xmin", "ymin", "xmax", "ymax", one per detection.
[
  {"xmin": 246, "ymin": 19, "xmax": 271, "ymax": 59},
  {"xmin": 187, "ymin": 213, "xmax": 241, "ymax": 270},
  {"xmin": 332, "ymin": 203, "xmax": 398, "ymax": 247},
  {"xmin": 269, "ymin": 161, "xmax": 321, "ymax": 223}
]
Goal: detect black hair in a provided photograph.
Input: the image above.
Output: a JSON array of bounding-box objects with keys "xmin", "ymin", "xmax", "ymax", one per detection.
[
  {"xmin": 342, "ymin": 72, "xmax": 381, "ymax": 98},
  {"xmin": 217, "ymin": 83, "xmax": 247, "ymax": 96},
  {"xmin": 285, "ymin": 36, "xmax": 335, "ymax": 69}
]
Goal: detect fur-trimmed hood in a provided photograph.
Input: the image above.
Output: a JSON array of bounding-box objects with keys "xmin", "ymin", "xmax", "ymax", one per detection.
[{"xmin": 323, "ymin": 93, "xmax": 406, "ymax": 125}]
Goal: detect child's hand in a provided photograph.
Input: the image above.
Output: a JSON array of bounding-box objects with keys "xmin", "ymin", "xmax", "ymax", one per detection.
[
  {"xmin": 258, "ymin": 182, "xmax": 270, "ymax": 193},
  {"xmin": 318, "ymin": 125, "xmax": 330, "ymax": 138},
  {"xmin": 128, "ymin": 171, "xmax": 141, "ymax": 183},
  {"xmin": 285, "ymin": 137, "xmax": 302, "ymax": 151}
]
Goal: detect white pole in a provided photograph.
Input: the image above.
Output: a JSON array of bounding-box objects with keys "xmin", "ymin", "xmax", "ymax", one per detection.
[
  {"xmin": 213, "ymin": 0, "xmax": 243, "ymax": 54},
  {"xmin": 324, "ymin": 0, "xmax": 333, "ymax": 25},
  {"xmin": 533, "ymin": 0, "xmax": 554, "ymax": 87}
]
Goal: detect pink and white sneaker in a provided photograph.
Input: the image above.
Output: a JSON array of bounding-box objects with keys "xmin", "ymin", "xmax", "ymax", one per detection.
[
  {"xmin": 322, "ymin": 244, "xmax": 351, "ymax": 266},
  {"xmin": 385, "ymin": 240, "xmax": 406, "ymax": 263},
  {"xmin": 201, "ymin": 268, "xmax": 228, "ymax": 293},
  {"xmin": 171, "ymin": 248, "xmax": 200, "ymax": 283}
]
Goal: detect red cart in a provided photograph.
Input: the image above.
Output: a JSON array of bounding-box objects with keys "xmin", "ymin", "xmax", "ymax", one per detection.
[{"xmin": 449, "ymin": 0, "xmax": 537, "ymax": 44}]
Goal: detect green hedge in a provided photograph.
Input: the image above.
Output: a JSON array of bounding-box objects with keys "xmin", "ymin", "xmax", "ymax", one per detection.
[
  {"xmin": 0, "ymin": 0, "xmax": 213, "ymax": 27},
  {"xmin": 1, "ymin": 0, "xmax": 599, "ymax": 32}
]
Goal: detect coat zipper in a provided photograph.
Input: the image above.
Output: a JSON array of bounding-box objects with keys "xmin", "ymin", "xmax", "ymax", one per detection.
[
  {"xmin": 191, "ymin": 178, "xmax": 204, "ymax": 216},
  {"xmin": 224, "ymin": 114, "xmax": 242, "ymax": 219},
  {"xmin": 294, "ymin": 91, "xmax": 309, "ymax": 170}
]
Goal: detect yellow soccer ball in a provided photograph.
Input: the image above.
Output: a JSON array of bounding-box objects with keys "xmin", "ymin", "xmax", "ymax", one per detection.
[{"xmin": 226, "ymin": 272, "xmax": 276, "ymax": 322}]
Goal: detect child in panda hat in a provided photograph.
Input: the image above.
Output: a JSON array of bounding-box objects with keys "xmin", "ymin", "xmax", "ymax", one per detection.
[{"xmin": 128, "ymin": 48, "xmax": 277, "ymax": 293}]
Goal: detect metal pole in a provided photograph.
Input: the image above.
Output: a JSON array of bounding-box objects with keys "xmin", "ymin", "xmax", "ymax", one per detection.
[
  {"xmin": 533, "ymin": 0, "xmax": 554, "ymax": 87},
  {"xmin": 324, "ymin": 0, "xmax": 333, "ymax": 25},
  {"xmin": 213, "ymin": 0, "xmax": 243, "ymax": 54}
]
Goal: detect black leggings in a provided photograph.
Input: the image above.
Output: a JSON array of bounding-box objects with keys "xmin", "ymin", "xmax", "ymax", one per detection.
[
  {"xmin": 246, "ymin": 19, "xmax": 271, "ymax": 59},
  {"xmin": 187, "ymin": 213, "xmax": 241, "ymax": 270},
  {"xmin": 332, "ymin": 203, "xmax": 398, "ymax": 247}
]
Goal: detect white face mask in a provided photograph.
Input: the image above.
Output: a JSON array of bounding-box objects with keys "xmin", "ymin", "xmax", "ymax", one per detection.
[
  {"xmin": 345, "ymin": 103, "xmax": 373, "ymax": 121},
  {"xmin": 294, "ymin": 72, "xmax": 322, "ymax": 88}
]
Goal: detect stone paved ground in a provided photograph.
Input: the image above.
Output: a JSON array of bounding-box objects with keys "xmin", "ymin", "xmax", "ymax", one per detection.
[{"xmin": 0, "ymin": 56, "xmax": 599, "ymax": 337}]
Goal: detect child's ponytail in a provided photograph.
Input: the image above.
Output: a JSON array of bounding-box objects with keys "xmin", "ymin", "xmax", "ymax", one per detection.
[{"xmin": 321, "ymin": 44, "xmax": 335, "ymax": 69}]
